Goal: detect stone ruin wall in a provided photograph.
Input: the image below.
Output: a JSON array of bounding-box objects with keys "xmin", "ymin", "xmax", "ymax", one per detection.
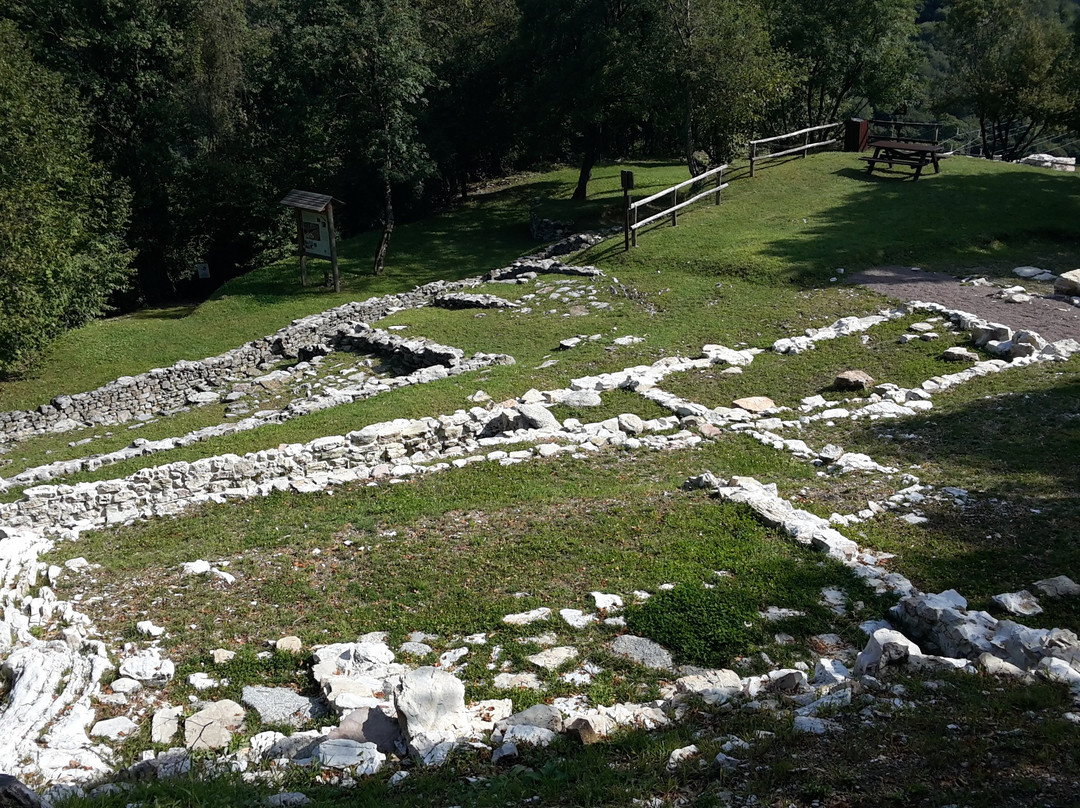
[{"xmin": 0, "ymin": 279, "xmax": 480, "ymax": 445}]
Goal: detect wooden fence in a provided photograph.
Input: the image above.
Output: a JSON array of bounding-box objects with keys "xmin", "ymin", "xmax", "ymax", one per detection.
[
  {"xmin": 623, "ymin": 164, "xmax": 728, "ymax": 249},
  {"xmin": 748, "ymin": 122, "xmax": 841, "ymax": 177}
]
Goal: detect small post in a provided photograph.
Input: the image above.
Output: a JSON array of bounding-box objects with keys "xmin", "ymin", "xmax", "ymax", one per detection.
[
  {"xmin": 295, "ymin": 208, "xmax": 308, "ymax": 287},
  {"xmin": 750, "ymin": 142, "xmax": 756, "ymax": 178},
  {"xmin": 803, "ymin": 128, "xmax": 810, "ymax": 158},
  {"xmin": 326, "ymin": 202, "xmax": 340, "ymax": 293},
  {"xmin": 714, "ymin": 167, "xmax": 722, "ymax": 205},
  {"xmin": 671, "ymin": 188, "xmax": 678, "ymax": 227},
  {"xmin": 631, "ymin": 205, "xmax": 638, "ymax": 247},
  {"xmin": 621, "ymin": 170, "xmax": 634, "ymax": 251}
]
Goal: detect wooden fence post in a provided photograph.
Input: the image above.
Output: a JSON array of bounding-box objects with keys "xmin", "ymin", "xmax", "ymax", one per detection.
[
  {"xmin": 750, "ymin": 142, "xmax": 756, "ymax": 178},
  {"xmin": 326, "ymin": 203, "xmax": 340, "ymax": 293},
  {"xmin": 715, "ymin": 167, "xmax": 723, "ymax": 205},
  {"xmin": 671, "ymin": 188, "xmax": 678, "ymax": 227},
  {"xmin": 295, "ymin": 208, "xmax": 308, "ymax": 287}
]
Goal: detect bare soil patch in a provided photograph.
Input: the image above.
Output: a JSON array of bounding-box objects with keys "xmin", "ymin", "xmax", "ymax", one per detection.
[{"xmin": 852, "ymin": 265, "xmax": 1080, "ymax": 342}]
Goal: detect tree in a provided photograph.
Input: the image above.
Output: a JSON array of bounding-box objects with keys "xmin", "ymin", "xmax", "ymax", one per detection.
[
  {"xmin": 0, "ymin": 21, "xmax": 132, "ymax": 375},
  {"xmin": 766, "ymin": 0, "xmax": 920, "ymax": 128},
  {"xmin": 354, "ymin": 0, "xmax": 434, "ymax": 276},
  {"xmin": 515, "ymin": 0, "xmax": 657, "ymax": 200},
  {"xmin": 654, "ymin": 0, "xmax": 788, "ymax": 172},
  {"xmin": 939, "ymin": 0, "xmax": 1079, "ymax": 159},
  {"xmin": 418, "ymin": 0, "xmax": 521, "ymax": 198}
]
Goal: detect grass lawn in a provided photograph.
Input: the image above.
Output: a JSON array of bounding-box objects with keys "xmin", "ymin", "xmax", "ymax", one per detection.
[{"xmin": 5, "ymin": 151, "xmax": 1080, "ymax": 806}]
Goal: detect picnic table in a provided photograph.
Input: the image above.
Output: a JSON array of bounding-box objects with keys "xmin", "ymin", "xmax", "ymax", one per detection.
[{"xmin": 860, "ymin": 139, "xmax": 943, "ymax": 180}]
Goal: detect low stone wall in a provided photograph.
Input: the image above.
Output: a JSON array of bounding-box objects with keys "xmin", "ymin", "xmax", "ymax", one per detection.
[
  {"xmin": 0, "ymin": 280, "xmax": 482, "ymax": 446},
  {"xmin": 0, "ymin": 330, "xmax": 514, "ymax": 491},
  {"xmin": 0, "ymin": 229, "xmax": 616, "ymax": 448}
]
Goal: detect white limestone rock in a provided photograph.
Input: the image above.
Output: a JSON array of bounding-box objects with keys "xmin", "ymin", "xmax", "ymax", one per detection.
[
  {"xmin": 1034, "ymin": 576, "xmax": 1080, "ymax": 598},
  {"xmin": 502, "ymin": 608, "xmax": 551, "ymax": 626},
  {"xmin": 559, "ymin": 609, "xmax": 596, "ymax": 629},
  {"xmin": 136, "ymin": 620, "xmax": 165, "ymax": 638},
  {"xmin": 90, "ymin": 716, "xmax": 138, "ymax": 741},
  {"xmin": 392, "ymin": 667, "xmax": 471, "ymax": 763},
  {"xmin": 854, "ymin": 629, "xmax": 923, "ymax": 676},
  {"xmin": 242, "ymin": 686, "xmax": 326, "ymax": 728},
  {"xmin": 666, "ymin": 744, "xmax": 699, "ymax": 770},
  {"xmin": 992, "ymin": 590, "xmax": 1043, "ymax": 617},
  {"xmin": 591, "ymin": 592, "xmax": 624, "ymax": 611},
  {"xmin": 492, "ymin": 672, "xmax": 543, "ymax": 690},
  {"xmin": 674, "ymin": 669, "xmax": 742, "ymax": 705},
  {"xmin": 185, "ymin": 699, "xmax": 245, "ymax": 750},
  {"xmin": 119, "ymin": 649, "xmax": 174, "ymax": 684},
  {"xmin": 152, "ymin": 706, "xmax": 182, "ymax": 744},
  {"xmin": 314, "ymin": 739, "xmax": 384, "ymax": 774},
  {"xmin": 527, "ymin": 646, "xmax": 578, "ymax": 670},
  {"xmin": 813, "ymin": 658, "xmax": 851, "ymax": 686}
]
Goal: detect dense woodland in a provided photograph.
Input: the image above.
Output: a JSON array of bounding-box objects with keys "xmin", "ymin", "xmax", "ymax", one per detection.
[{"xmin": 1, "ymin": 0, "xmax": 1079, "ymax": 375}]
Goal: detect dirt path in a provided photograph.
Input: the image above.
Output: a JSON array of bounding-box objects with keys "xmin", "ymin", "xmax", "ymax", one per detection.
[{"xmin": 852, "ymin": 265, "xmax": 1080, "ymax": 342}]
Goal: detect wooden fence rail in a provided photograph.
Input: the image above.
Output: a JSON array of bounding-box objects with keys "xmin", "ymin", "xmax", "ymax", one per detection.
[
  {"xmin": 624, "ymin": 164, "xmax": 728, "ymax": 249},
  {"xmin": 748, "ymin": 122, "xmax": 841, "ymax": 177}
]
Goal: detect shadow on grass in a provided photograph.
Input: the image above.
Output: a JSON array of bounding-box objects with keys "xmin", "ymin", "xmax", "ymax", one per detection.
[
  {"xmin": 842, "ymin": 368, "xmax": 1080, "ymax": 601},
  {"xmin": 128, "ymin": 305, "xmax": 198, "ymax": 320},
  {"xmin": 764, "ymin": 160, "xmax": 1080, "ymax": 286},
  {"xmin": 212, "ymin": 181, "xmax": 562, "ymax": 307}
]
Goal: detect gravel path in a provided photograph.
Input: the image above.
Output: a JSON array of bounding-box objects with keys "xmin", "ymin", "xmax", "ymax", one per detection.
[{"xmin": 852, "ymin": 265, "xmax": 1080, "ymax": 343}]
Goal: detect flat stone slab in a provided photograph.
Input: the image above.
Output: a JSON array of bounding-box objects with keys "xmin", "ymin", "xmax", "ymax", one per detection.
[
  {"xmin": 493, "ymin": 672, "xmax": 543, "ymax": 690},
  {"xmin": 502, "ymin": 607, "xmax": 551, "ymax": 626},
  {"xmin": 185, "ymin": 699, "xmax": 245, "ymax": 750},
  {"xmin": 526, "ymin": 646, "xmax": 577, "ymax": 670},
  {"xmin": 90, "ymin": 717, "xmax": 138, "ymax": 741},
  {"xmin": 242, "ymin": 686, "xmax": 326, "ymax": 728},
  {"xmin": 610, "ymin": 635, "xmax": 674, "ymax": 670},
  {"xmin": 732, "ymin": 396, "xmax": 775, "ymax": 413}
]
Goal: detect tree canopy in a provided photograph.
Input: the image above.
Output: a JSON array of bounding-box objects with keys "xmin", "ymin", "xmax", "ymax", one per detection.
[
  {"xmin": 0, "ymin": 0, "xmax": 1078, "ymax": 372},
  {"xmin": 0, "ymin": 20, "xmax": 132, "ymax": 376}
]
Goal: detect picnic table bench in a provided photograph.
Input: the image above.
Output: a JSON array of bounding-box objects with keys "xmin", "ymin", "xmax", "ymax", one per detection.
[{"xmin": 860, "ymin": 139, "xmax": 943, "ymax": 180}]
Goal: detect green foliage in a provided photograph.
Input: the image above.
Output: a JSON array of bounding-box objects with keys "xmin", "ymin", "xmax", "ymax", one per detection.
[
  {"xmin": 938, "ymin": 0, "xmax": 1080, "ymax": 159},
  {"xmin": 654, "ymin": 0, "xmax": 790, "ymax": 166},
  {"xmin": 0, "ymin": 20, "xmax": 132, "ymax": 376},
  {"xmin": 765, "ymin": 0, "xmax": 921, "ymax": 126},
  {"xmin": 626, "ymin": 580, "xmax": 759, "ymax": 666}
]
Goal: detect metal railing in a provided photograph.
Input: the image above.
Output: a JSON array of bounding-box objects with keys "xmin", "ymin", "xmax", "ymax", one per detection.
[
  {"xmin": 748, "ymin": 122, "xmax": 841, "ymax": 177},
  {"xmin": 624, "ymin": 164, "xmax": 728, "ymax": 249}
]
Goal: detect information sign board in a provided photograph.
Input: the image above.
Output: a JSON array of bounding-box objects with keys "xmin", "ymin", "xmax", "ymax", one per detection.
[{"xmin": 301, "ymin": 211, "xmax": 332, "ymax": 259}]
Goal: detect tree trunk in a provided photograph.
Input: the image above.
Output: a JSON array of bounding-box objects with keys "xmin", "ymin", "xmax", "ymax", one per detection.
[
  {"xmin": 684, "ymin": 88, "xmax": 700, "ymax": 176},
  {"xmin": 373, "ymin": 176, "xmax": 394, "ymax": 276},
  {"xmin": 572, "ymin": 125, "xmax": 602, "ymax": 201}
]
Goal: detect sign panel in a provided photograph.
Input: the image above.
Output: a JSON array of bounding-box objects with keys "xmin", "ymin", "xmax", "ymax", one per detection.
[
  {"xmin": 301, "ymin": 211, "xmax": 332, "ymax": 259},
  {"xmin": 196, "ymin": 262, "xmax": 210, "ymax": 279}
]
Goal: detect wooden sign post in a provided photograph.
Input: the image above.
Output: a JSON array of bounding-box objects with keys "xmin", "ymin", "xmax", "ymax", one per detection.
[
  {"xmin": 280, "ymin": 190, "xmax": 344, "ymax": 292},
  {"xmin": 621, "ymin": 170, "xmax": 635, "ymax": 251}
]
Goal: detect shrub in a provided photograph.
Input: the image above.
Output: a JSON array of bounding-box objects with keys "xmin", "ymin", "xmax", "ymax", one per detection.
[{"xmin": 625, "ymin": 580, "xmax": 760, "ymax": 667}]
